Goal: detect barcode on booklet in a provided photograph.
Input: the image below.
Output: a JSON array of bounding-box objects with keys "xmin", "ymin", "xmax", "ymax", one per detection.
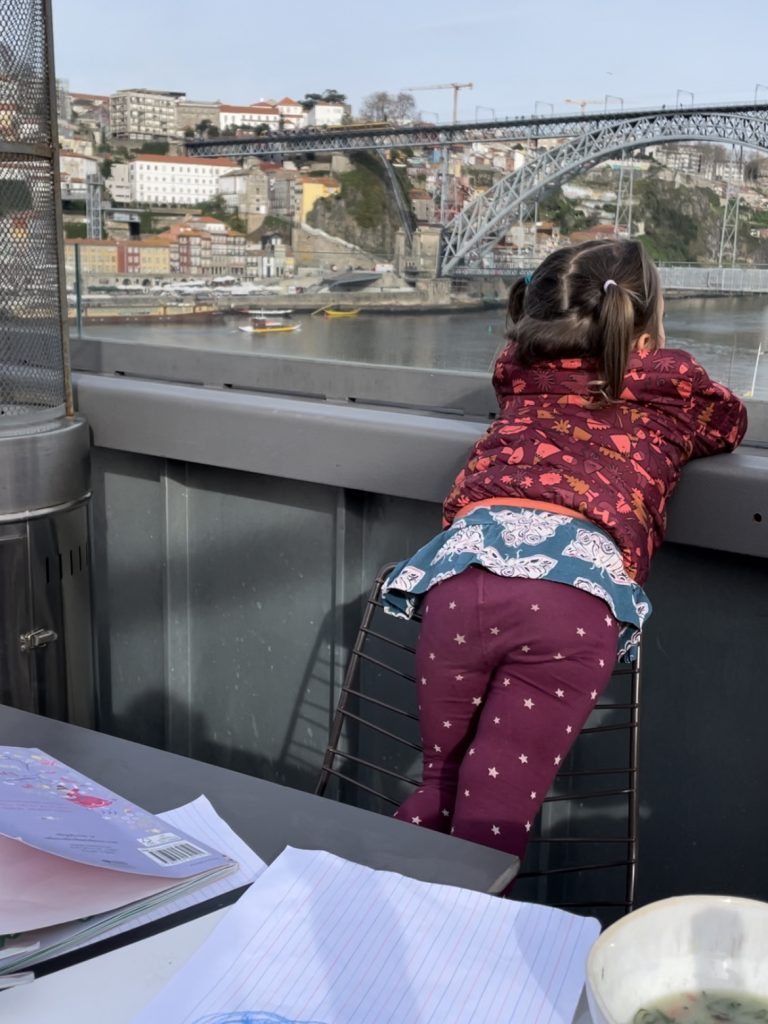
[{"xmin": 139, "ymin": 840, "xmax": 208, "ymax": 866}]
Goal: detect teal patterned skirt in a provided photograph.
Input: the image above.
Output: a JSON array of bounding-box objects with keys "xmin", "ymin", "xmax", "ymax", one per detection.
[{"xmin": 381, "ymin": 506, "xmax": 651, "ymax": 663}]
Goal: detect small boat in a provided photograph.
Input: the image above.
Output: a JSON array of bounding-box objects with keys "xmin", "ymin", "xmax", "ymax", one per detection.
[
  {"xmin": 245, "ymin": 308, "xmax": 293, "ymax": 317},
  {"xmin": 238, "ymin": 317, "xmax": 301, "ymax": 334},
  {"xmin": 320, "ymin": 307, "xmax": 361, "ymax": 318}
]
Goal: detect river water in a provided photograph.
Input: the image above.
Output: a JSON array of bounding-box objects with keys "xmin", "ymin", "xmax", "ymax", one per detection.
[{"xmin": 82, "ymin": 295, "xmax": 768, "ymax": 401}]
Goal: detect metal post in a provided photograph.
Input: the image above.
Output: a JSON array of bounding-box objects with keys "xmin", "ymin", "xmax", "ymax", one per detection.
[
  {"xmin": 754, "ymin": 84, "xmax": 768, "ymax": 105},
  {"xmin": 605, "ymin": 94, "xmax": 624, "ymax": 112},
  {"xmin": 534, "ymin": 101, "xmax": 554, "ymax": 117},
  {"xmin": 719, "ymin": 146, "xmax": 742, "ymax": 267},
  {"xmin": 86, "ymin": 173, "xmax": 102, "ymax": 240},
  {"xmin": 439, "ymin": 146, "xmax": 449, "ymax": 224},
  {"xmin": 614, "ymin": 160, "xmax": 625, "ymax": 236},
  {"xmin": 747, "ymin": 342, "xmax": 762, "ymax": 398},
  {"xmin": 74, "ymin": 241, "xmax": 82, "ymax": 337},
  {"xmin": 676, "ymin": 89, "xmax": 694, "ymax": 107}
]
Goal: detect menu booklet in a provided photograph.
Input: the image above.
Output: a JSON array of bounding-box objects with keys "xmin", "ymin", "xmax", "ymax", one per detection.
[{"xmin": 0, "ymin": 747, "xmax": 237, "ymax": 951}]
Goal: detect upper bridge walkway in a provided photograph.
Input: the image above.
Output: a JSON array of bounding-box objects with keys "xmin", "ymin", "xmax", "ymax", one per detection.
[{"xmin": 185, "ymin": 101, "xmax": 768, "ymax": 159}]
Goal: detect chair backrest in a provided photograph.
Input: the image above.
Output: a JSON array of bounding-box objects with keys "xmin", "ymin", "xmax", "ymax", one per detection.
[{"xmin": 317, "ymin": 564, "xmax": 641, "ymax": 925}]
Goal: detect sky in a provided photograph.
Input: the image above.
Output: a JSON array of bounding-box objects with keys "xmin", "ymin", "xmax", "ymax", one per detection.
[{"xmin": 52, "ymin": 0, "xmax": 768, "ymax": 122}]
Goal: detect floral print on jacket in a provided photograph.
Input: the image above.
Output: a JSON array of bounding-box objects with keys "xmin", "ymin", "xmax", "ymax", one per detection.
[{"xmin": 442, "ymin": 345, "xmax": 748, "ymax": 585}]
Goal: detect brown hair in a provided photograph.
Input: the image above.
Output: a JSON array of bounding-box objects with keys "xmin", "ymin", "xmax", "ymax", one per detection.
[{"xmin": 506, "ymin": 239, "xmax": 663, "ymax": 400}]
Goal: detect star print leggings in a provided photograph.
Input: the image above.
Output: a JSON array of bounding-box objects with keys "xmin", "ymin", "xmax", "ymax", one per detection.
[{"xmin": 394, "ymin": 567, "xmax": 619, "ymax": 859}]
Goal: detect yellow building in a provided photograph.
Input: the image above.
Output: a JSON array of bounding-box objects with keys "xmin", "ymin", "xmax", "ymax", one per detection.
[
  {"xmin": 117, "ymin": 239, "xmax": 171, "ymax": 276},
  {"xmin": 65, "ymin": 239, "xmax": 119, "ymax": 276},
  {"xmin": 298, "ymin": 176, "xmax": 341, "ymax": 223}
]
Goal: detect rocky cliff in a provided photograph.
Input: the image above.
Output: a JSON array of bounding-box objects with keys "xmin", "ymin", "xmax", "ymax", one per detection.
[{"xmin": 306, "ymin": 155, "xmax": 404, "ymax": 259}]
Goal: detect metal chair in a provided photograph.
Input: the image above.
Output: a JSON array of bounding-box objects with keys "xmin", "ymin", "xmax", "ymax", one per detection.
[{"xmin": 316, "ymin": 563, "xmax": 641, "ymax": 925}]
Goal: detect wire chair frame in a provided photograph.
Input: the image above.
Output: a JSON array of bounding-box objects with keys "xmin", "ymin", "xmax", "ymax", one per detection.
[{"xmin": 317, "ymin": 564, "xmax": 641, "ymax": 921}]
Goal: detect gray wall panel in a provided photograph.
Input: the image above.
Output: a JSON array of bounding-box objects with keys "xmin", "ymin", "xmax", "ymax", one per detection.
[
  {"xmin": 177, "ymin": 464, "xmax": 341, "ymax": 789},
  {"xmin": 638, "ymin": 543, "xmax": 768, "ymax": 904},
  {"xmin": 90, "ymin": 448, "xmax": 167, "ymax": 747}
]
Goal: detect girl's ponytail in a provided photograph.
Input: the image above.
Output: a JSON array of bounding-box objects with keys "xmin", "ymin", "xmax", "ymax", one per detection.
[
  {"xmin": 598, "ymin": 280, "xmax": 635, "ymax": 400},
  {"xmin": 506, "ymin": 276, "xmax": 528, "ymax": 327}
]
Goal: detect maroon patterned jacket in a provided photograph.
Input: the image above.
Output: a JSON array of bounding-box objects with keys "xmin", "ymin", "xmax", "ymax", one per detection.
[{"xmin": 443, "ymin": 345, "xmax": 748, "ymax": 584}]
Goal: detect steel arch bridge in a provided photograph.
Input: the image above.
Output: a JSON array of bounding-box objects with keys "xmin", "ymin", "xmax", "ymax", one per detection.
[{"xmin": 440, "ymin": 106, "xmax": 768, "ymax": 275}]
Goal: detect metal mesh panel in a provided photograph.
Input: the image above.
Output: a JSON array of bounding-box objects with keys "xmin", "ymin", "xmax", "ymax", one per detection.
[
  {"xmin": 0, "ymin": 0, "xmax": 66, "ymax": 417},
  {"xmin": 0, "ymin": 0, "xmax": 50, "ymax": 146},
  {"xmin": 0, "ymin": 156, "xmax": 64, "ymax": 414}
]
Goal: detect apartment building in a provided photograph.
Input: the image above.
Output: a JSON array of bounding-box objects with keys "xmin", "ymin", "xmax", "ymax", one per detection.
[
  {"xmin": 219, "ymin": 165, "xmax": 269, "ymax": 227},
  {"xmin": 267, "ymin": 168, "xmax": 302, "ymax": 219},
  {"xmin": 116, "ymin": 238, "xmax": 172, "ymax": 277},
  {"xmin": 64, "ymin": 239, "xmax": 119, "ymax": 276},
  {"xmin": 110, "ymin": 88, "xmax": 185, "ymax": 140},
  {"xmin": 187, "ymin": 216, "xmax": 246, "ymax": 276},
  {"xmin": 219, "ymin": 103, "xmax": 281, "ymax": 133},
  {"xmin": 111, "ymin": 154, "xmax": 237, "ymax": 205},
  {"xmin": 173, "ymin": 230, "xmax": 212, "ymax": 275},
  {"xmin": 245, "ymin": 234, "xmax": 292, "ymax": 278}
]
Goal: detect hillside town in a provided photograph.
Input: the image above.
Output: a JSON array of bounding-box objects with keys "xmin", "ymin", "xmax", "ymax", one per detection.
[{"xmin": 54, "ymin": 81, "xmax": 768, "ymax": 300}]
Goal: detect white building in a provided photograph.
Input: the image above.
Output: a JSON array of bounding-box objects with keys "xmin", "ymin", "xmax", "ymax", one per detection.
[
  {"xmin": 303, "ymin": 101, "xmax": 345, "ymax": 128},
  {"xmin": 59, "ymin": 150, "xmax": 99, "ymax": 182},
  {"xmin": 106, "ymin": 162, "xmax": 131, "ymax": 204},
  {"xmin": 59, "ymin": 150, "xmax": 100, "ymax": 201},
  {"xmin": 110, "ymin": 88, "xmax": 185, "ymax": 140},
  {"xmin": 275, "ymin": 97, "xmax": 303, "ymax": 130},
  {"xmin": 219, "ymin": 103, "xmax": 280, "ymax": 133},
  {"xmin": 110, "ymin": 154, "xmax": 237, "ymax": 205}
]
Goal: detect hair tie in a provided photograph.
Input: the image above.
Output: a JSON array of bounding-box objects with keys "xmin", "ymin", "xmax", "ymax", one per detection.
[
  {"xmin": 523, "ymin": 271, "xmax": 533, "ymax": 284},
  {"xmin": 603, "ymin": 279, "xmax": 617, "ymax": 293}
]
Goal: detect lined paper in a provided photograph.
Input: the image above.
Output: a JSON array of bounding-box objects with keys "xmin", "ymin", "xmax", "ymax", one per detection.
[{"xmin": 132, "ymin": 846, "xmax": 599, "ymax": 1024}]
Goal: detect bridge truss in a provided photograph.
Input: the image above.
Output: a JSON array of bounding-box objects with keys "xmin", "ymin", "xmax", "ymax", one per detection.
[
  {"xmin": 440, "ymin": 107, "xmax": 768, "ymax": 274},
  {"xmin": 186, "ymin": 103, "xmax": 768, "ymax": 160},
  {"xmin": 186, "ymin": 104, "xmax": 768, "ymax": 277}
]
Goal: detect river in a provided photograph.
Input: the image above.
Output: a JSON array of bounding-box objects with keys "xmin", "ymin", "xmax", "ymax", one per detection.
[{"xmin": 81, "ymin": 295, "xmax": 768, "ymax": 401}]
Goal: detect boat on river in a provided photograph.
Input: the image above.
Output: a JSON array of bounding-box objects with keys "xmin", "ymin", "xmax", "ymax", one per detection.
[
  {"xmin": 313, "ymin": 306, "xmax": 361, "ymax": 318},
  {"xmin": 238, "ymin": 317, "xmax": 301, "ymax": 334},
  {"xmin": 244, "ymin": 308, "xmax": 293, "ymax": 318}
]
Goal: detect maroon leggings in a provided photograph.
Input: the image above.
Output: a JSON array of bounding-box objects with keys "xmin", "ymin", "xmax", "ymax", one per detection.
[{"xmin": 394, "ymin": 568, "xmax": 619, "ymax": 858}]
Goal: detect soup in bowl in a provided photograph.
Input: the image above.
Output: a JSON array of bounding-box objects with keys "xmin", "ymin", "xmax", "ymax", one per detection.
[{"xmin": 586, "ymin": 895, "xmax": 768, "ymax": 1024}]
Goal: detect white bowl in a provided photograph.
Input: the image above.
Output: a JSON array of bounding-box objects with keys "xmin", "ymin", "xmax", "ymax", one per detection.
[{"xmin": 586, "ymin": 895, "xmax": 768, "ymax": 1024}]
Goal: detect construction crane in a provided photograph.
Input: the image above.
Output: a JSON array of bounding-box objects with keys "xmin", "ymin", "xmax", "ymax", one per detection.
[
  {"xmin": 564, "ymin": 98, "xmax": 603, "ymax": 115},
  {"xmin": 403, "ymin": 82, "xmax": 474, "ymax": 123}
]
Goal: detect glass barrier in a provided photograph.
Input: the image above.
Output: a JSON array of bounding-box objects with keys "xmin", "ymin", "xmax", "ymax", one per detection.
[{"xmin": 67, "ymin": 259, "xmax": 768, "ymax": 402}]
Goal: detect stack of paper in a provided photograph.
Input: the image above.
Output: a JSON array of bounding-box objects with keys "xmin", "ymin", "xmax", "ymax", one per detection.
[
  {"xmin": 0, "ymin": 794, "xmax": 267, "ymax": 975},
  {"xmin": 132, "ymin": 846, "xmax": 600, "ymax": 1024},
  {"xmin": 0, "ymin": 748, "xmax": 249, "ymax": 972}
]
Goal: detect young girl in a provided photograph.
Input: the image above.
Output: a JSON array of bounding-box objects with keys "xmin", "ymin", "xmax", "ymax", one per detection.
[{"xmin": 382, "ymin": 238, "xmax": 747, "ymax": 859}]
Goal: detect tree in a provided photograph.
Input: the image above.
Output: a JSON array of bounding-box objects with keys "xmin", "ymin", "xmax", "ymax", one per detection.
[
  {"xmin": 301, "ymin": 89, "xmax": 347, "ymax": 110},
  {"xmin": 195, "ymin": 119, "xmax": 219, "ymax": 139},
  {"xmin": 359, "ymin": 91, "xmax": 416, "ymax": 124}
]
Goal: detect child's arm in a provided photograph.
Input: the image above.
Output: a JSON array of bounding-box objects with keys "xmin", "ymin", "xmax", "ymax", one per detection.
[{"xmin": 685, "ymin": 362, "xmax": 748, "ymax": 458}]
